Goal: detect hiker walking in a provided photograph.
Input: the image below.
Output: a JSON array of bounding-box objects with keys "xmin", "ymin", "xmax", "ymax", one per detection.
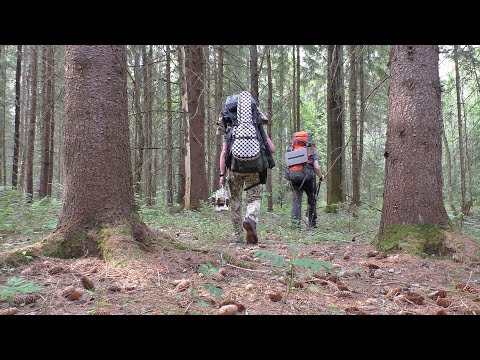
[
  {"xmin": 218, "ymin": 91, "xmax": 276, "ymax": 244},
  {"xmin": 285, "ymin": 132, "xmax": 324, "ymax": 229}
]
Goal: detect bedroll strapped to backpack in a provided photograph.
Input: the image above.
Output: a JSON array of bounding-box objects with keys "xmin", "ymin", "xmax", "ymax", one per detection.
[
  {"xmin": 222, "ymin": 91, "xmax": 275, "ymax": 189},
  {"xmin": 285, "ymin": 131, "xmax": 315, "ymax": 189}
]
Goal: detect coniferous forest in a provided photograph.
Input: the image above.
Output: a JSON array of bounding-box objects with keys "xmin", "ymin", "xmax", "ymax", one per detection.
[{"xmin": 1, "ymin": 45, "xmax": 479, "ymax": 315}]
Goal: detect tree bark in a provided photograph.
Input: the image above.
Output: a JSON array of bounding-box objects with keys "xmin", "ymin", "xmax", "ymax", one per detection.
[
  {"xmin": 266, "ymin": 46, "xmax": 273, "ymax": 211},
  {"xmin": 26, "ymin": 45, "xmax": 38, "ymax": 201},
  {"xmin": 177, "ymin": 46, "xmax": 186, "ymax": 206},
  {"xmin": 358, "ymin": 45, "xmax": 365, "ymax": 180},
  {"xmin": 0, "ymin": 45, "xmax": 6, "ymax": 186},
  {"xmin": 296, "ymin": 45, "xmax": 301, "ymax": 131},
  {"xmin": 441, "ymin": 131, "xmax": 456, "ymax": 213},
  {"xmin": 379, "ymin": 45, "xmax": 448, "ymax": 234},
  {"xmin": 133, "ymin": 45, "xmax": 144, "ymax": 196},
  {"xmin": 38, "ymin": 46, "xmax": 50, "ymax": 198},
  {"xmin": 292, "ymin": 46, "xmax": 296, "ymax": 132},
  {"xmin": 349, "ymin": 45, "xmax": 360, "ymax": 208},
  {"xmin": 211, "ymin": 45, "xmax": 224, "ymax": 194},
  {"xmin": 250, "ymin": 45, "xmax": 259, "ymax": 103},
  {"xmin": 12, "ymin": 45, "xmax": 22, "ymax": 188},
  {"xmin": 19, "ymin": 46, "xmax": 30, "ymax": 191},
  {"xmin": 185, "ymin": 45, "xmax": 208, "ymax": 209},
  {"xmin": 47, "ymin": 46, "xmax": 55, "ymax": 197},
  {"xmin": 326, "ymin": 45, "xmax": 345, "ymax": 208},
  {"xmin": 49, "ymin": 45, "xmax": 150, "ymax": 258},
  {"xmin": 166, "ymin": 45, "xmax": 174, "ymax": 206},
  {"xmin": 453, "ymin": 45, "xmax": 467, "ymax": 215}
]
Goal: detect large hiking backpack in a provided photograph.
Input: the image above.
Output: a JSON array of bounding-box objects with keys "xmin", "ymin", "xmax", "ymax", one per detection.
[
  {"xmin": 285, "ymin": 131, "xmax": 315, "ymax": 188},
  {"xmin": 222, "ymin": 91, "xmax": 273, "ymax": 184}
]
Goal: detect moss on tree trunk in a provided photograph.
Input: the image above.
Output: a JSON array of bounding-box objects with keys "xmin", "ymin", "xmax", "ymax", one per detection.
[{"xmin": 374, "ymin": 224, "xmax": 453, "ymax": 257}]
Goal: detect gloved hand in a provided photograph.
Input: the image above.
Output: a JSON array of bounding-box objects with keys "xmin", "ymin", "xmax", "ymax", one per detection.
[{"xmin": 319, "ymin": 174, "xmax": 325, "ymax": 182}]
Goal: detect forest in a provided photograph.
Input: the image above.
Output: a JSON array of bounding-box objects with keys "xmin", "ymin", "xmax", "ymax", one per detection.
[{"xmin": 0, "ymin": 45, "xmax": 479, "ymax": 315}]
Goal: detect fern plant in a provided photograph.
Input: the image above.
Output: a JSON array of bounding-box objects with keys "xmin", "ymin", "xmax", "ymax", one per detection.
[{"xmin": 0, "ymin": 277, "xmax": 44, "ymax": 304}]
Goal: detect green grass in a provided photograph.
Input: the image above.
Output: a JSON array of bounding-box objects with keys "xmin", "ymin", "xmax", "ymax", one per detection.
[{"xmin": 0, "ymin": 187, "xmax": 61, "ymax": 251}]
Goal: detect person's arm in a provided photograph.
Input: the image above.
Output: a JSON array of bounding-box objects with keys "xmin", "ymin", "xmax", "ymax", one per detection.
[
  {"xmin": 219, "ymin": 142, "xmax": 227, "ymax": 187},
  {"xmin": 266, "ymin": 136, "xmax": 276, "ymax": 153},
  {"xmin": 313, "ymin": 160, "xmax": 324, "ymax": 181}
]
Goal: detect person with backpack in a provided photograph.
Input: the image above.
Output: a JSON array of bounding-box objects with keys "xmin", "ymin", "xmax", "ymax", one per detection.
[
  {"xmin": 218, "ymin": 91, "xmax": 276, "ymax": 244},
  {"xmin": 284, "ymin": 132, "xmax": 324, "ymax": 229}
]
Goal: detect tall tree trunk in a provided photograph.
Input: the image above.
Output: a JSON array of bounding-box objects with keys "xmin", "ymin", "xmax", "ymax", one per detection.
[
  {"xmin": 358, "ymin": 45, "xmax": 365, "ymax": 179},
  {"xmin": 296, "ymin": 45, "xmax": 301, "ymax": 131},
  {"xmin": 19, "ymin": 47, "xmax": 30, "ymax": 191},
  {"xmin": 205, "ymin": 46, "xmax": 211, "ymax": 196},
  {"xmin": 47, "ymin": 46, "xmax": 55, "ymax": 197},
  {"xmin": 453, "ymin": 45, "xmax": 467, "ymax": 215},
  {"xmin": 378, "ymin": 45, "xmax": 448, "ymax": 251},
  {"xmin": 266, "ymin": 47, "xmax": 273, "ymax": 212},
  {"xmin": 326, "ymin": 45, "xmax": 345, "ymax": 208},
  {"xmin": 142, "ymin": 46, "xmax": 154, "ymax": 206},
  {"xmin": 185, "ymin": 45, "xmax": 208, "ymax": 209},
  {"xmin": 0, "ymin": 45, "xmax": 6, "ymax": 186},
  {"xmin": 441, "ymin": 131, "xmax": 456, "ymax": 213},
  {"xmin": 277, "ymin": 46, "xmax": 286, "ymax": 207},
  {"xmin": 26, "ymin": 45, "xmax": 38, "ymax": 201},
  {"xmin": 39, "ymin": 46, "xmax": 50, "ymax": 198},
  {"xmin": 133, "ymin": 45, "xmax": 144, "ymax": 196},
  {"xmin": 292, "ymin": 46, "xmax": 296, "ymax": 132},
  {"xmin": 349, "ymin": 45, "xmax": 360, "ymax": 208},
  {"xmin": 211, "ymin": 45, "xmax": 224, "ymax": 194},
  {"xmin": 49, "ymin": 45, "xmax": 150, "ymax": 258},
  {"xmin": 250, "ymin": 45, "xmax": 259, "ymax": 103},
  {"xmin": 12, "ymin": 45, "xmax": 22, "ymax": 188},
  {"xmin": 166, "ymin": 45, "xmax": 174, "ymax": 206},
  {"xmin": 177, "ymin": 46, "xmax": 186, "ymax": 206}
]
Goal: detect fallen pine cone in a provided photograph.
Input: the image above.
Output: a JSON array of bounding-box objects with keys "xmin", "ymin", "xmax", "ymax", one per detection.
[
  {"xmin": 107, "ymin": 285, "xmax": 122, "ymax": 292},
  {"xmin": 14, "ymin": 293, "xmax": 40, "ymax": 305},
  {"xmin": 367, "ymin": 250, "xmax": 379, "ymax": 258},
  {"xmin": 375, "ymin": 252, "xmax": 388, "ymax": 259},
  {"xmin": 436, "ymin": 310, "xmax": 448, "ymax": 315},
  {"xmin": 174, "ymin": 279, "xmax": 191, "ymax": 293},
  {"xmin": 334, "ymin": 290, "xmax": 353, "ymax": 298},
  {"xmin": 93, "ymin": 308, "xmax": 110, "ymax": 315},
  {"xmin": 455, "ymin": 283, "xmax": 477, "ymax": 294},
  {"xmin": 366, "ymin": 263, "xmax": 380, "ymax": 269},
  {"xmin": 218, "ymin": 267, "xmax": 227, "ymax": 276},
  {"xmin": 48, "ymin": 266, "xmax": 65, "ymax": 275},
  {"xmin": 81, "ymin": 276, "xmax": 95, "ymax": 290},
  {"xmin": 386, "ymin": 287, "xmax": 402, "ymax": 299},
  {"xmin": 0, "ymin": 307, "xmax": 19, "ymax": 315},
  {"xmin": 405, "ymin": 292, "xmax": 424, "ymax": 305},
  {"xmin": 436, "ymin": 298, "xmax": 451, "ymax": 308},
  {"xmin": 428, "ymin": 290, "xmax": 448, "ymax": 300},
  {"xmin": 220, "ymin": 299, "xmax": 245, "ymax": 312},
  {"xmin": 65, "ymin": 289, "xmax": 82, "ymax": 301},
  {"xmin": 218, "ymin": 304, "xmax": 238, "ymax": 315},
  {"xmin": 266, "ymin": 291, "xmax": 283, "ymax": 302}
]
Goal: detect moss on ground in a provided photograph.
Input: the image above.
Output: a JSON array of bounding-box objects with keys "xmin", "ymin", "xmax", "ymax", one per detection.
[{"xmin": 374, "ymin": 224, "xmax": 452, "ymax": 257}]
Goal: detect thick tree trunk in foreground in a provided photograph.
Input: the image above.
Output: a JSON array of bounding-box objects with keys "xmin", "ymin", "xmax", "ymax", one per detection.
[
  {"xmin": 377, "ymin": 45, "xmax": 449, "ymax": 255},
  {"xmin": 45, "ymin": 45, "xmax": 150, "ymax": 258}
]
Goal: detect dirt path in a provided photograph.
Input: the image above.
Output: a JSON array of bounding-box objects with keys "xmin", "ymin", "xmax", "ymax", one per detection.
[{"xmin": 1, "ymin": 229, "xmax": 479, "ymax": 315}]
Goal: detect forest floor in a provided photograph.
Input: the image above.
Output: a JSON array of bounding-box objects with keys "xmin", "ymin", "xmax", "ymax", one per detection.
[{"xmin": 1, "ymin": 189, "xmax": 480, "ymax": 315}]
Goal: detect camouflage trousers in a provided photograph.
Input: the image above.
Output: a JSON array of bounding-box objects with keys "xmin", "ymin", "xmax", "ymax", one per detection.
[{"xmin": 227, "ymin": 172, "xmax": 263, "ymax": 239}]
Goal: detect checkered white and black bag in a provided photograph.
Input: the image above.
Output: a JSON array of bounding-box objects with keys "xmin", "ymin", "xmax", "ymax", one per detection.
[{"xmin": 231, "ymin": 91, "xmax": 260, "ymax": 161}]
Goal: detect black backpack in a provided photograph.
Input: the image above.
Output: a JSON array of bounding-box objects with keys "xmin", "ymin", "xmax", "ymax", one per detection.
[{"xmin": 221, "ymin": 92, "xmax": 275, "ymax": 186}]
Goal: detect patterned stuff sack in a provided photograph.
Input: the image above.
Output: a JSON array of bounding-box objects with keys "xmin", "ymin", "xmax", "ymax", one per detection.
[
  {"xmin": 285, "ymin": 131, "xmax": 315, "ymax": 188},
  {"xmin": 222, "ymin": 91, "xmax": 274, "ymax": 184}
]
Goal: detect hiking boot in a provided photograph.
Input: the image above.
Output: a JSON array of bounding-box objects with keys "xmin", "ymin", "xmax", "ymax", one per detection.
[{"xmin": 243, "ymin": 218, "xmax": 258, "ymax": 244}]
